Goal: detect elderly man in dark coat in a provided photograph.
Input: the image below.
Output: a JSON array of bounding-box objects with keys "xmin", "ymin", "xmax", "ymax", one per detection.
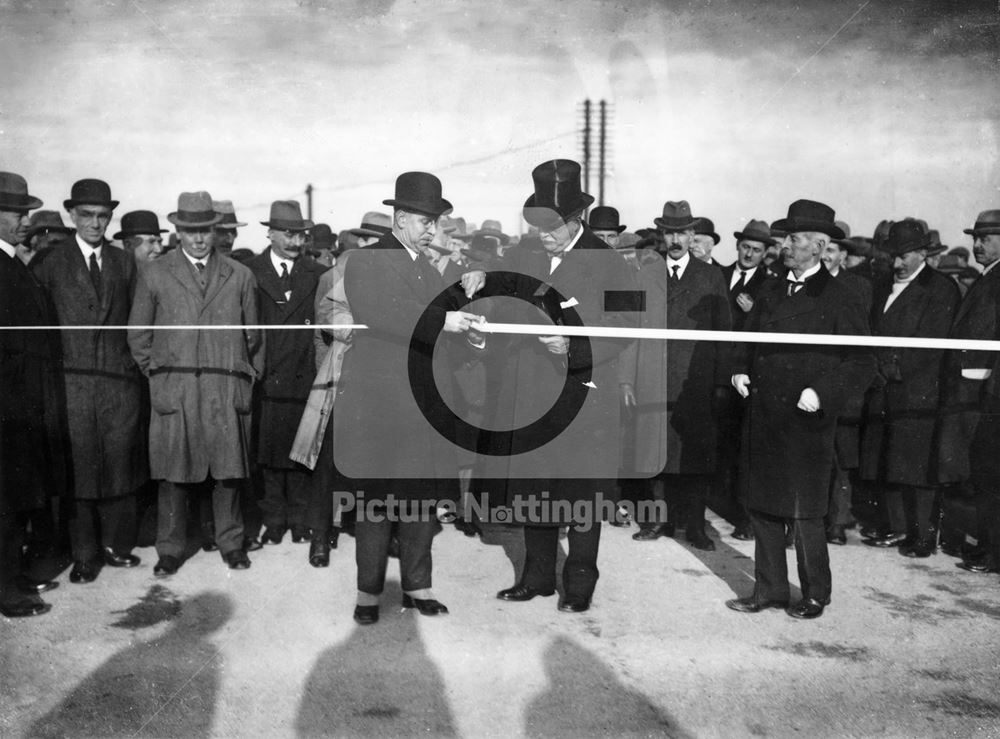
[
  {"xmin": 32, "ymin": 179, "xmax": 148, "ymax": 585},
  {"xmin": 333, "ymin": 172, "xmax": 482, "ymax": 625},
  {"xmin": 728, "ymin": 200, "xmax": 876, "ymax": 619},
  {"xmin": 627, "ymin": 200, "xmax": 732, "ymax": 550},
  {"xmin": 128, "ymin": 191, "xmax": 262, "ymax": 576}
]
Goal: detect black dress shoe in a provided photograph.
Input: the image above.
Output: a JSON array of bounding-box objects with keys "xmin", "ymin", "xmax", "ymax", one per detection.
[
  {"xmin": 223, "ymin": 550, "xmax": 251, "ymax": 570},
  {"xmin": 0, "ymin": 595, "xmax": 51, "ymax": 618},
  {"xmin": 558, "ymin": 595, "xmax": 591, "ymax": 613},
  {"xmin": 860, "ymin": 525, "xmax": 885, "ymax": 540},
  {"xmin": 956, "ymin": 559, "xmax": 999, "ymax": 574},
  {"xmin": 901, "ymin": 539, "xmax": 935, "ymax": 558},
  {"xmin": 787, "ymin": 597, "xmax": 827, "ymax": 619},
  {"xmin": 826, "ymin": 526, "xmax": 847, "ymax": 546},
  {"xmin": 102, "ymin": 547, "xmax": 141, "ymax": 568},
  {"xmin": 940, "ymin": 542, "xmax": 963, "ymax": 558},
  {"xmin": 261, "ymin": 527, "xmax": 285, "ymax": 545},
  {"xmin": 726, "ymin": 597, "xmax": 789, "ymax": 613},
  {"xmin": 496, "ymin": 583, "xmax": 555, "ymax": 601},
  {"xmin": 201, "ymin": 541, "xmax": 219, "ymax": 552},
  {"xmin": 15, "ymin": 574, "xmax": 59, "ymax": 594},
  {"xmin": 862, "ymin": 531, "xmax": 908, "ymax": 548},
  {"xmin": 243, "ymin": 536, "xmax": 263, "ymax": 552},
  {"xmin": 353, "ymin": 605, "xmax": 379, "ymax": 625},
  {"xmin": 632, "ymin": 523, "xmax": 673, "ymax": 541},
  {"xmin": 69, "ymin": 560, "xmax": 99, "ymax": 584},
  {"xmin": 402, "ymin": 594, "xmax": 449, "ymax": 615},
  {"xmin": 686, "ymin": 528, "xmax": 716, "ymax": 551},
  {"xmin": 291, "ymin": 526, "xmax": 312, "ymax": 543},
  {"xmin": 308, "ymin": 539, "xmax": 331, "ymax": 568},
  {"xmin": 153, "ymin": 555, "xmax": 180, "ymax": 577},
  {"xmin": 454, "ymin": 517, "xmax": 480, "ymax": 537},
  {"xmin": 732, "ymin": 524, "xmax": 755, "ymax": 541}
]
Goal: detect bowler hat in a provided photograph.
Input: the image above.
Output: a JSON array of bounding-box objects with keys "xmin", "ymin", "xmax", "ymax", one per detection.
[
  {"xmin": 64, "ymin": 179, "xmax": 118, "ymax": 210},
  {"xmin": 261, "ymin": 200, "xmax": 312, "ymax": 231},
  {"xmin": 167, "ymin": 191, "xmax": 224, "ymax": 228},
  {"xmin": 311, "ymin": 223, "xmax": 336, "ymax": 248},
  {"xmin": 0, "ymin": 172, "xmax": 43, "ymax": 211},
  {"xmin": 733, "ymin": 219, "xmax": 777, "ymax": 245},
  {"xmin": 523, "ymin": 159, "xmax": 594, "ymax": 229},
  {"xmin": 588, "ymin": 206, "xmax": 626, "ymax": 234},
  {"xmin": 349, "ymin": 211, "xmax": 392, "ymax": 238},
  {"xmin": 114, "ymin": 210, "xmax": 168, "ymax": 240},
  {"xmin": 770, "ymin": 199, "xmax": 845, "ymax": 240},
  {"xmin": 654, "ymin": 201, "xmax": 698, "ymax": 232},
  {"xmin": 884, "ymin": 218, "xmax": 931, "ymax": 256},
  {"xmin": 383, "ymin": 172, "xmax": 452, "ymax": 218},
  {"xmin": 214, "ymin": 200, "xmax": 247, "ymax": 229},
  {"xmin": 693, "ymin": 216, "xmax": 720, "ymax": 244},
  {"xmin": 964, "ymin": 209, "xmax": 1000, "ymax": 236},
  {"xmin": 26, "ymin": 210, "xmax": 72, "ymax": 238}
]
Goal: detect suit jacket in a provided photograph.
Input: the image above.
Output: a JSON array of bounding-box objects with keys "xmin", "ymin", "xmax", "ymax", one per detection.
[
  {"xmin": 127, "ymin": 248, "xmax": 262, "ymax": 483},
  {"xmin": 835, "ymin": 268, "xmax": 874, "ymax": 316},
  {"xmin": 720, "ymin": 263, "xmax": 774, "ymax": 331},
  {"xmin": 32, "ymin": 241, "xmax": 147, "ymax": 498},
  {"xmin": 735, "ymin": 265, "xmax": 876, "ymax": 518}
]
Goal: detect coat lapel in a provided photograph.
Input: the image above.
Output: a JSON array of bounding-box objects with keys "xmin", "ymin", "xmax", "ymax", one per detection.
[
  {"xmin": 202, "ymin": 253, "xmax": 233, "ymax": 312},
  {"xmin": 167, "ymin": 248, "xmax": 205, "ymax": 302},
  {"xmin": 284, "ymin": 260, "xmax": 316, "ymax": 317},
  {"xmin": 256, "ymin": 249, "xmax": 288, "ymax": 307},
  {"xmin": 66, "ymin": 242, "xmax": 100, "ymax": 304}
]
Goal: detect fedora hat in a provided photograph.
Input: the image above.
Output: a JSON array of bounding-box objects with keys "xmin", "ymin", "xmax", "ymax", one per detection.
[
  {"xmin": 213, "ymin": 200, "xmax": 247, "ymax": 229},
  {"xmin": 832, "ymin": 220, "xmax": 853, "ymax": 247},
  {"xmin": 733, "ymin": 219, "xmax": 777, "ymax": 245},
  {"xmin": 473, "ymin": 219, "xmax": 510, "ymax": 245},
  {"xmin": 936, "ymin": 253, "xmax": 964, "ymax": 274},
  {"xmin": 349, "ymin": 211, "xmax": 392, "ymax": 237},
  {"xmin": 770, "ymin": 199, "xmax": 845, "ymax": 240},
  {"xmin": 0, "ymin": 172, "xmax": 43, "ymax": 211},
  {"xmin": 884, "ymin": 218, "xmax": 931, "ymax": 256},
  {"xmin": 26, "ymin": 210, "xmax": 72, "ymax": 238},
  {"xmin": 523, "ymin": 159, "xmax": 594, "ymax": 229},
  {"xmin": 167, "ymin": 191, "xmax": 223, "ymax": 228},
  {"xmin": 693, "ymin": 216, "xmax": 720, "ymax": 244},
  {"xmin": 311, "ymin": 223, "xmax": 336, "ymax": 248},
  {"xmin": 383, "ymin": 171, "xmax": 452, "ymax": 218},
  {"xmin": 461, "ymin": 233, "xmax": 501, "ymax": 264},
  {"xmin": 114, "ymin": 210, "xmax": 167, "ymax": 240},
  {"xmin": 964, "ymin": 209, "xmax": 1000, "ymax": 236},
  {"xmin": 64, "ymin": 178, "xmax": 118, "ymax": 210},
  {"xmin": 261, "ymin": 200, "xmax": 312, "ymax": 231},
  {"xmin": 588, "ymin": 206, "xmax": 626, "ymax": 234},
  {"xmin": 926, "ymin": 229, "xmax": 946, "ymax": 256},
  {"xmin": 653, "ymin": 201, "xmax": 698, "ymax": 232},
  {"xmin": 842, "ymin": 236, "xmax": 873, "ymax": 258}
]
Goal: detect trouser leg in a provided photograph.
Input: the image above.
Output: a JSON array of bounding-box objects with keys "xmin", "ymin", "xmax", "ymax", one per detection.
[
  {"xmin": 0, "ymin": 510, "xmax": 28, "ymax": 594},
  {"xmin": 355, "ymin": 511, "xmax": 391, "ymax": 596},
  {"xmin": 398, "ymin": 517, "xmax": 438, "ymax": 592},
  {"xmin": 749, "ymin": 509, "xmax": 790, "ymax": 604},
  {"xmin": 99, "ymin": 492, "xmax": 138, "ymax": 553},
  {"xmin": 285, "ymin": 468, "xmax": 311, "ymax": 529},
  {"xmin": 521, "ymin": 525, "xmax": 559, "ymax": 592},
  {"xmin": 260, "ymin": 468, "xmax": 287, "ymax": 531},
  {"xmin": 793, "ymin": 516, "xmax": 831, "ymax": 602},
  {"xmin": 69, "ymin": 498, "xmax": 100, "ymax": 562},
  {"xmin": 212, "ymin": 479, "xmax": 244, "ymax": 555},
  {"xmin": 884, "ymin": 486, "xmax": 906, "ymax": 535},
  {"xmin": 156, "ymin": 481, "xmax": 189, "ymax": 559},
  {"xmin": 563, "ymin": 522, "xmax": 601, "ymax": 598}
]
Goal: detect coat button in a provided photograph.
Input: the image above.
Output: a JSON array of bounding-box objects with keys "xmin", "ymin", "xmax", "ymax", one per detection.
[{"xmin": 304, "ymin": 319, "xmax": 311, "ymax": 325}]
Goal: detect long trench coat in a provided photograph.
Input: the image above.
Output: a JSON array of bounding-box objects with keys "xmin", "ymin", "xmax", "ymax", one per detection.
[
  {"xmin": 127, "ymin": 248, "xmax": 262, "ymax": 483},
  {"xmin": 32, "ymin": 241, "xmax": 147, "ymax": 499}
]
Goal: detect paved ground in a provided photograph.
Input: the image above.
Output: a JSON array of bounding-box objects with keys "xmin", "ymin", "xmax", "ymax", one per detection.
[{"xmin": 2, "ymin": 511, "xmax": 1000, "ymax": 738}]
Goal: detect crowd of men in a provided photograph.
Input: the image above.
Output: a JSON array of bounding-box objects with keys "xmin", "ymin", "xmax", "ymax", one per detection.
[{"xmin": 1, "ymin": 163, "xmax": 998, "ymax": 625}]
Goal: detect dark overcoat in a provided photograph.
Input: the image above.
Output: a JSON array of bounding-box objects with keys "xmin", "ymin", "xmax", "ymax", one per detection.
[
  {"xmin": 735, "ymin": 266, "xmax": 876, "ymax": 518},
  {"xmin": 860, "ymin": 265, "xmax": 959, "ymax": 486},
  {"xmin": 832, "ymin": 268, "xmax": 874, "ymax": 468},
  {"xmin": 721, "ymin": 263, "xmax": 775, "ymax": 332},
  {"xmin": 127, "ymin": 248, "xmax": 262, "ymax": 483},
  {"xmin": 31, "ymin": 241, "xmax": 147, "ymax": 499},
  {"xmin": 247, "ymin": 249, "xmax": 327, "ymax": 469},
  {"xmin": 626, "ymin": 250, "xmax": 731, "ymax": 476},
  {"xmin": 474, "ymin": 229, "xmax": 638, "ymax": 521}
]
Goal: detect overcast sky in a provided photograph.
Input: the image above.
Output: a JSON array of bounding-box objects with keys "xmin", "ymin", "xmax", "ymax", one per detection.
[{"xmin": 1, "ymin": 0, "xmax": 997, "ymax": 260}]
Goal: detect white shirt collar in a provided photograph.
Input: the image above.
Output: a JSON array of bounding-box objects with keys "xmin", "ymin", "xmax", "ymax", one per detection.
[
  {"xmin": 788, "ymin": 262, "xmax": 822, "ymax": 283},
  {"xmin": 983, "ymin": 260, "xmax": 1000, "ymax": 276},
  {"xmin": 732, "ymin": 264, "xmax": 757, "ymax": 285},
  {"xmin": 181, "ymin": 248, "xmax": 209, "ymax": 269},
  {"xmin": 666, "ymin": 251, "xmax": 691, "ymax": 277},
  {"xmin": 269, "ymin": 248, "xmax": 296, "ymax": 274},
  {"xmin": 77, "ymin": 233, "xmax": 102, "ymax": 262},
  {"xmin": 0, "ymin": 238, "xmax": 16, "ymax": 259}
]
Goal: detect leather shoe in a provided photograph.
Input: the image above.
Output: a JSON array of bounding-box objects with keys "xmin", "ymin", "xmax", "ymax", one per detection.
[
  {"xmin": 686, "ymin": 528, "xmax": 716, "ymax": 551},
  {"xmin": 901, "ymin": 539, "xmax": 935, "ymax": 558},
  {"xmin": 261, "ymin": 527, "xmax": 285, "ymax": 545},
  {"xmin": 732, "ymin": 524, "xmax": 754, "ymax": 541},
  {"xmin": 353, "ymin": 604, "xmax": 379, "ymax": 625},
  {"xmin": 940, "ymin": 542, "xmax": 963, "ymax": 558},
  {"xmin": 726, "ymin": 597, "xmax": 789, "ymax": 613},
  {"xmin": 862, "ymin": 532, "xmax": 908, "ymax": 548},
  {"xmin": 787, "ymin": 597, "xmax": 827, "ymax": 619},
  {"xmin": 632, "ymin": 523, "xmax": 673, "ymax": 541},
  {"xmin": 956, "ymin": 559, "xmax": 999, "ymax": 574},
  {"xmin": 402, "ymin": 594, "xmax": 449, "ymax": 615},
  {"xmin": 558, "ymin": 595, "xmax": 591, "ymax": 613},
  {"xmin": 153, "ymin": 555, "xmax": 180, "ymax": 577},
  {"xmin": 243, "ymin": 536, "xmax": 263, "ymax": 552},
  {"xmin": 291, "ymin": 526, "xmax": 312, "ymax": 544},
  {"xmin": 308, "ymin": 539, "xmax": 330, "ymax": 568},
  {"xmin": 496, "ymin": 583, "xmax": 555, "ymax": 601},
  {"xmin": 69, "ymin": 560, "xmax": 99, "ymax": 584},
  {"xmin": 860, "ymin": 525, "xmax": 885, "ymax": 540},
  {"xmin": 826, "ymin": 526, "xmax": 847, "ymax": 546},
  {"xmin": 15, "ymin": 574, "xmax": 59, "ymax": 594},
  {"xmin": 223, "ymin": 550, "xmax": 251, "ymax": 570},
  {"xmin": 102, "ymin": 547, "xmax": 140, "ymax": 568},
  {"xmin": 201, "ymin": 541, "xmax": 219, "ymax": 552},
  {"xmin": 0, "ymin": 595, "xmax": 51, "ymax": 618}
]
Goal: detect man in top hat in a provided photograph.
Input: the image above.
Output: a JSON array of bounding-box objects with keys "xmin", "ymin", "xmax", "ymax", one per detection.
[
  {"xmin": 626, "ymin": 200, "xmax": 732, "ymax": 550},
  {"xmin": 115, "ymin": 210, "xmax": 167, "ymax": 264},
  {"xmin": 247, "ymin": 201, "xmax": 327, "ymax": 547},
  {"xmin": 0, "ymin": 172, "xmax": 64, "ymax": 617},
  {"xmin": 128, "ymin": 191, "xmax": 262, "ymax": 576},
  {"xmin": 212, "ymin": 200, "xmax": 246, "ymax": 257},
  {"xmin": 588, "ymin": 205, "xmax": 627, "ymax": 249},
  {"xmin": 31, "ymin": 179, "xmax": 148, "ymax": 585},
  {"xmin": 307, "ymin": 224, "xmax": 337, "ymax": 267},
  {"xmin": 728, "ymin": 199, "xmax": 875, "ymax": 619},
  {"xmin": 18, "ymin": 210, "xmax": 73, "ymax": 265},
  {"xmin": 859, "ymin": 218, "xmax": 959, "ymax": 557},
  {"xmin": 333, "ymin": 173, "xmax": 482, "ymax": 624},
  {"xmin": 474, "ymin": 159, "xmax": 638, "ymax": 613}
]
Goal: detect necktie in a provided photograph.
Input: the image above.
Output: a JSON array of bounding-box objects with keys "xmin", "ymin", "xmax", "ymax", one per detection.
[
  {"xmin": 670, "ymin": 265, "xmax": 680, "ymax": 282},
  {"xmin": 787, "ymin": 280, "xmax": 804, "ymax": 297},
  {"xmin": 280, "ymin": 262, "xmax": 291, "ymax": 299},
  {"xmin": 89, "ymin": 252, "xmax": 102, "ymax": 296},
  {"xmin": 732, "ymin": 270, "xmax": 747, "ymax": 293}
]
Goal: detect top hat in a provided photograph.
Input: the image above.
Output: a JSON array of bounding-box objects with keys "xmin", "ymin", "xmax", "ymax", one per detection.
[
  {"xmin": 261, "ymin": 200, "xmax": 313, "ymax": 231},
  {"xmin": 167, "ymin": 191, "xmax": 224, "ymax": 228},
  {"xmin": 523, "ymin": 159, "xmax": 594, "ymax": 229},
  {"xmin": 0, "ymin": 172, "xmax": 43, "ymax": 211},
  {"xmin": 349, "ymin": 211, "xmax": 392, "ymax": 238},
  {"xmin": 964, "ymin": 209, "xmax": 1000, "ymax": 236},
  {"xmin": 383, "ymin": 172, "xmax": 452, "ymax": 218},
  {"xmin": 64, "ymin": 179, "xmax": 118, "ymax": 210},
  {"xmin": 26, "ymin": 210, "xmax": 72, "ymax": 238},
  {"xmin": 311, "ymin": 223, "xmax": 336, "ymax": 248},
  {"xmin": 733, "ymin": 219, "xmax": 777, "ymax": 246},
  {"xmin": 588, "ymin": 206, "xmax": 626, "ymax": 234},
  {"xmin": 884, "ymin": 218, "xmax": 931, "ymax": 256},
  {"xmin": 770, "ymin": 199, "xmax": 845, "ymax": 240},
  {"xmin": 653, "ymin": 201, "xmax": 699, "ymax": 232},
  {"xmin": 114, "ymin": 210, "xmax": 167, "ymax": 240},
  {"xmin": 214, "ymin": 200, "xmax": 247, "ymax": 229},
  {"xmin": 473, "ymin": 219, "xmax": 510, "ymax": 245},
  {"xmin": 693, "ymin": 216, "xmax": 720, "ymax": 245}
]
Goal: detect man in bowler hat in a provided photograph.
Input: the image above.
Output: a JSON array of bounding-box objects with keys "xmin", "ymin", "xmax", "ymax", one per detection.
[{"xmin": 115, "ymin": 210, "xmax": 168, "ymax": 264}]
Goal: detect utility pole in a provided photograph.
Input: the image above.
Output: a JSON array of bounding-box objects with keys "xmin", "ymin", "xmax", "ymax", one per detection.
[
  {"xmin": 598, "ymin": 100, "xmax": 607, "ymax": 206},
  {"xmin": 580, "ymin": 99, "xmax": 592, "ymax": 195},
  {"xmin": 305, "ymin": 183, "xmax": 313, "ymax": 222}
]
